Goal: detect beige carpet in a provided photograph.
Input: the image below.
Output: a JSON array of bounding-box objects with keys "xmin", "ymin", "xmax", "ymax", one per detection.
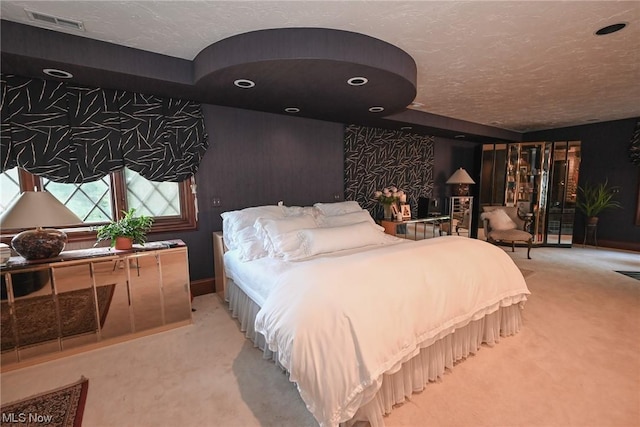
[{"xmin": 1, "ymin": 245, "xmax": 639, "ymax": 427}]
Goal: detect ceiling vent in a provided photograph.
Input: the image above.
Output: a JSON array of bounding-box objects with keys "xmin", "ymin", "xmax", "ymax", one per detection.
[{"xmin": 25, "ymin": 9, "xmax": 85, "ymax": 31}]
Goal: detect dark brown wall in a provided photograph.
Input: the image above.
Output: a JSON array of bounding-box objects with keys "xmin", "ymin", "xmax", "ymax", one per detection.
[
  {"xmin": 525, "ymin": 118, "xmax": 640, "ymax": 249},
  {"xmin": 154, "ymin": 105, "xmax": 345, "ymax": 281},
  {"xmin": 159, "ymin": 107, "xmax": 483, "ymax": 282}
]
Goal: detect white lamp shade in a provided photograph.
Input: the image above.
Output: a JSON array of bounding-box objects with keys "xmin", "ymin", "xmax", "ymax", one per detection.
[
  {"xmin": 446, "ymin": 168, "xmax": 475, "ymax": 185},
  {"xmin": 0, "ymin": 191, "xmax": 82, "ymax": 229}
]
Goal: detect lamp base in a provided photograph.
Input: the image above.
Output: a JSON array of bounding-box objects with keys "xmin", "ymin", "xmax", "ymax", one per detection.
[
  {"xmin": 455, "ymin": 184, "xmax": 470, "ymax": 196},
  {"xmin": 11, "ymin": 227, "xmax": 68, "ymax": 260}
]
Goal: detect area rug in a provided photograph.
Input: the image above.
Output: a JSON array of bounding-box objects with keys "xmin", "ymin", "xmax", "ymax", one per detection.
[
  {"xmin": 0, "ymin": 377, "xmax": 88, "ymax": 427},
  {"xmin": 615, "ymin": 271, "xmax": 640, "ymax": 281},
  {"xmin": 1, "ymin": 284, "xmax": 115, "ymax": 351}
]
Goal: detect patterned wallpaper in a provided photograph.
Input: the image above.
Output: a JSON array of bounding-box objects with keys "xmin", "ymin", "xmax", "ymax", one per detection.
[{"xmin": 344, "ymin": 124, "xmax": 434, "ymax": 219}]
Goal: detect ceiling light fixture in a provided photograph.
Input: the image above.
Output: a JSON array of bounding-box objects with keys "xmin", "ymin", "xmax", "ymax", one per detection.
[
  {"xmin": 400, "ymin": 126, "xmax": 413, "ymax": 131},
  {"xmin": 284, "ymin": 107, "xmax": 300, "ymax": 113},
  {"xmin": 43, "ymin": 68, "xmax": 73, "ymax": 79},
  {"xmin": 454, "ymin": 134, "xmax": 466, "ymax": 139},
  {"xmin": 233, "ymin": 79, "xmax": 255, "ymax": 88},
  {"xmin": 368, "ymin": 106, "xmax": 384, "ymax": 113},
  {"xmin": 347, "ymin": 77, "xmax": 368, "ymax": 86},
  {"xmin": 410, "ymin": 102, "xmax": 425, "ymax": 108},
  {"xmin": 595, "ymin": 22, "xmax": 627, "ymax": 36}
]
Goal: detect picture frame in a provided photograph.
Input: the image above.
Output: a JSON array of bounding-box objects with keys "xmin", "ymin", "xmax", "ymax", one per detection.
[
  {"xmin": 391, "ymin": 203, "xmax": 400, "ymax": 217},
  {"xmin": 401, "ymin": 204, "xmax": 411, "ymax": 220}
]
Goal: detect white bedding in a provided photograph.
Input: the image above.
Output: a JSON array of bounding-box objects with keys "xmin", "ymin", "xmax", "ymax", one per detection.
[
  {"xmin": 224, "ymin": 237, "xmax": 407, "ymax": 306},
  {"xmin": 251, "ymin": 236, "xmax": 531, "ymax": 427}
]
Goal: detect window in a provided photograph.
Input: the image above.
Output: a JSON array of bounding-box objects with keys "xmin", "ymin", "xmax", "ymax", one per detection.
[
  {"xmin": 0, "ymin": 168, "xmax": 197, "ymax": 239},
  {"xmin": 42, "ymin": 175, "xmax": 112, "ymax": 223},
  {"xmin": 0, "ymin": 168, "xmax": 21, "ymax": 212}
]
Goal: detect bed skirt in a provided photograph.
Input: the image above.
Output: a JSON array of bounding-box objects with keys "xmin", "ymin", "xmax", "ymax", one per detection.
[{"xmin": 226, "ymin": 278, "xmax": 523, "ymax": 427}]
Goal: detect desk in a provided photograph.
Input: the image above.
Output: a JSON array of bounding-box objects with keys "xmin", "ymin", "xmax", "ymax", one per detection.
[{"xmin": 381, "ymin": 216, "xmax": 451, "ymax": 240}]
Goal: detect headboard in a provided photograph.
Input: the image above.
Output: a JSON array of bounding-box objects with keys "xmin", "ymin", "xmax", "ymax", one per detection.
[{"xmin": 212, "ymin": 232, "xmax": 227, "ymax": 301}]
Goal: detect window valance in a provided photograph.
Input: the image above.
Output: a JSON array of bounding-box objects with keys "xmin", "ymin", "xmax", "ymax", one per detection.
[
  {"xmin": 630, "ymin": 119, "xmax": 640, "ymax": 167},
  {"xmin": 0, "ymin": 74, "xmax": 208, "ymax": 183}
]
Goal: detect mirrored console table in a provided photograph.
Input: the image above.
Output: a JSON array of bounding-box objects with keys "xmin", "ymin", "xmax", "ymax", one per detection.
[
  {"xmin": 1, "ymin": 240, "xmax": 192, "ymax": 371},
  {"xmin": 381, "ymin": 215, "xmax": 451, "ymax": 240}
]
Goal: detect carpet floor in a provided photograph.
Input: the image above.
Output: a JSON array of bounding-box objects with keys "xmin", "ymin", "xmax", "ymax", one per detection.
[{"xmin": 1, "ymin": 245, "xmax": 639, "ymax": 427}]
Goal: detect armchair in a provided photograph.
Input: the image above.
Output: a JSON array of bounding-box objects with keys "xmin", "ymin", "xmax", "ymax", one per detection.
[{"xmin": 481, "ymin": 206, "xmax": 533, "ymax": 259}]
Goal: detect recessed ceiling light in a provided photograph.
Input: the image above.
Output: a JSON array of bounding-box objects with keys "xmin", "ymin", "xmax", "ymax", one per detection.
[
  {"xmin": 410, "ymin": 102, "xmax": 425, "ymax": 108},
  {"xmin": 454, "ymin": 134, "xmax": 466, "ymax": 139},
  {"xmin": 347, "ymin": 77, "xmax": 368, "ymax": 86},
  {"xmin": 400, "ymin": 126, "xmax": 413, "ymax": 131},
  {"xmin": 234, "ymin": 79, "xmax": 255, "ymax": 88},
  {"xmin": 43, "ymin": 68, "xmax": 73, "ymax": 79},
  {"xmin": 368, "ymin": 106, "xmax": 384, "ymax": 113},
  {"xmin": 284, "ymin": 107, "xmax": 300, "ymax": 113},
  {"xmin": 595, "ymin": 22, "xmax": 627, "ymax": 36}
]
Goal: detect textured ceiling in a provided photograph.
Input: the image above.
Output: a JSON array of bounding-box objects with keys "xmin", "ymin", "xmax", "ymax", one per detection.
[{"xmin": 1, "ymin": 0, "xmax": 638, "ymax": 132}]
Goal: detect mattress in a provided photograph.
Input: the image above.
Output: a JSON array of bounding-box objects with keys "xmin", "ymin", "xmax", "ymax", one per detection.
[{"xmin": 223, "ymin": 239, "xmax": 407, "ymax": 306}]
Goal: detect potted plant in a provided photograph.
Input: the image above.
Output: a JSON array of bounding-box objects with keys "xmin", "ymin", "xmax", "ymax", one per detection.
[
  {"xmin": 576, "ymin": 180, "xmax": 622, "ymax": 225},
  {"xmin": 95, "ymin": 208, "xmax": 154, "ymax": 250}
]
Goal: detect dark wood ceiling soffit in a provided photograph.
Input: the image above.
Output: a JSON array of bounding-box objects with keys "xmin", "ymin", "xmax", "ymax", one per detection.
[
  {"xmin": 1, "ymin": 21, "xmax": 517, "ymax": 142},
  {"xmin": 193, "ymin": 28, "xmax": 417, "ymax": 123}
]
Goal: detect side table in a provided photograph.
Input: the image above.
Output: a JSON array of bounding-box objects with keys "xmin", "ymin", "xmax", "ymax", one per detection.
[{"xmin": 381, "ymin": 216, "xmax": 450, "ymax": 240}]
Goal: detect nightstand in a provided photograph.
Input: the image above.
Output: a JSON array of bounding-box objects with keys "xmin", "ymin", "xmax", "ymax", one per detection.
[{"xmin": 381, "ymin": 216, "xmax": 450, "ymax": 240}]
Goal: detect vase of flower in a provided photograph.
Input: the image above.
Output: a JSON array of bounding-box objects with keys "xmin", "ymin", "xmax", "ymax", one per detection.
[
  {"xmin": 383, "ymin": 203, "xmax": 393, "ymax": 220},
  {"xmin": 374, "ymin": 186, "xmax": 406, "ymax": 220}
]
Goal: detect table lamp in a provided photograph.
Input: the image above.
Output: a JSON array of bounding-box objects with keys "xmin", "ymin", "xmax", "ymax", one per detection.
[
  {"xmin": 446, "ymin": 168, "xmax": 475, "ymax": 196},
  {"xmin": 0, "ymin": 191, "xmax": 83, "ymax": 260}
]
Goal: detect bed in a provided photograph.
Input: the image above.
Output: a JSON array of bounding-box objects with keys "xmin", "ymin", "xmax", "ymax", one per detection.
[{"xmin": 214, "ymin": 202, "xmax": 530, "ymax": 427}]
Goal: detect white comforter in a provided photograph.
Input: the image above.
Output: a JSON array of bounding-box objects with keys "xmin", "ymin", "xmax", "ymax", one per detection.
[{"xmin": 254, "ymin": 236, "xmax": 530, "ymax": 427}]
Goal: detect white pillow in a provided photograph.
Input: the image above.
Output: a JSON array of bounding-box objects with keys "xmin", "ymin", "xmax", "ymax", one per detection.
[
  {"xmin": 313, "ymin": 201, "xmax": 362, "ymax": 216},
  {"xmin": 482, "ymin": 209, "xmax": 517, "ymax": 231},
  {"xmin": 234, "ymin": 227, "xmax": 269, "ymax": 261},
  {"xmin": 280, "ymin": 221, "xmax": 392, "ymax": 261},
  {"xmin": 255, "ymin": 215, "xmax": 319, "ymax": 256},
  {"xmin": 316, "ymin": 210, "xmax": 382, "ymax": 230},
  {"xmin": 221, "ymin": 205, "xmax": 285, "ymax": 250},
  {"xmin": 282, "ymin": 205, "xmax": 320, "ymax": 218}
]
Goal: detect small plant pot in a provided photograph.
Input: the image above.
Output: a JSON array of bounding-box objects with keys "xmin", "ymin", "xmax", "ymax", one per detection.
[
  {"xmin": 587, "ymin": 216, "xmax": 599, "ymax": 226},
  {"xmin": 115, "ymin": 237, "xmax": 133, "ymax": 250}
]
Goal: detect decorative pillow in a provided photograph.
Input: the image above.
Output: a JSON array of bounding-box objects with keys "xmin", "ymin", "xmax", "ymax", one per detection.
[
  {"xmin": 255, "ymin": 215, "xmax": 319, "ymax": 256},
  {"xmin": 313, "ymin": 201, "xmax": 362, "ymax": 216},
  {"xmin": 482, "ymin": 209, "xmax": 517, "ymax": 231},
  {"xmin": 316, "ymin": 210, "xmax": 381, "ymax": 230},
  {"xmin": 282, "ymin": 205, "xmax": 321, "ymax": 218},
  {"xmin": 221, "ymin": 205, "xmax": 285, "ymax": 250},
  {"xmin": 279, "ymin": 221, "xmax": 392, "ymax": 261}
]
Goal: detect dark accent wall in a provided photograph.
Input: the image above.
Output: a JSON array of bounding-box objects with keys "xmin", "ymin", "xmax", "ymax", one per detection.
[
  {"xmin": 432, "ymin": 137, "xmax": 482, "ymax": 236},
  {"xmin": 344, "ymin": 125, "xmax": 434, "ymax": 219},
  {"xmin": 162, "ymin": 117, "xmax": 484, "ymax": 281},
  {"xmin": 525, "ymin": 117, "xmax": 640, "ymax": 249},
  {"xmin": 155, "ymin": 105, "xmax": 345, "ymax": 281}
]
